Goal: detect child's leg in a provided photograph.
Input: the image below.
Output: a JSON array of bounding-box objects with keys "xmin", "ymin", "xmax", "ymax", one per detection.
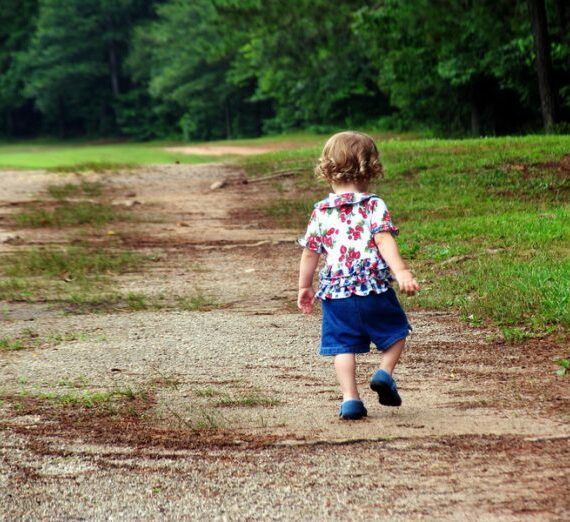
[
  {"xmin": 334, "ymin": 353, "xmax": 360, "ymax": 401},
  {"xmin": 380, "ymin": 339, "xmax": 405, "ymax": 375}
]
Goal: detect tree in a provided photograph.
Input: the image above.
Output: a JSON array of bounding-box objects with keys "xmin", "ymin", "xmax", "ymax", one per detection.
[
  {"xmin": 22, "ymin": 0, "xmax": 153, "ymax": 136},
  {"xmin": 527, "ymin": 0, "xmax": 559, "ymax": 130},
  {"xmin": 354, "ymin": 0, "xmax": 549, "ymax": 135},
  {"xmin": 222, "ymin": 0, "xmax": 386, "ymax": 132},
  {"xmin": 129, "ymin": 0, "xmax": 263, "ymax": 140},
  {"xmin": 0, "ymin": 0, "xmax": 39, "ymax": 136}
]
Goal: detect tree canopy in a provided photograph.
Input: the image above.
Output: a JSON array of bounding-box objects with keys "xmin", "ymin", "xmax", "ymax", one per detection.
[{"xmin": 0, "ymin": 0, "xmax": 568, "ymax": 140}]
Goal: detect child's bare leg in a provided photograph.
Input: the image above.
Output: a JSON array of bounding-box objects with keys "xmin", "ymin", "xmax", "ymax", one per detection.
[
  {"xmin": 334, "ymin": 353, "xmax": 360, "ymax": 401},
  {"xmin": 379, "ymin": 339, "xmax": 405, "ymax": 375}
]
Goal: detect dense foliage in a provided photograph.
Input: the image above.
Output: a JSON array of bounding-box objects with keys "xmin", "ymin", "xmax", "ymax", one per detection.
[{"xmin": 0, "ymin": 0, "xmax": 568, "ymax": 139}]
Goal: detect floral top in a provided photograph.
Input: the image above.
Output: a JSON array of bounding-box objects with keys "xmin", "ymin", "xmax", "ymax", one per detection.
[{"xmin": 298, "ymin": 192, "xmax": 399, "ymax": 300}]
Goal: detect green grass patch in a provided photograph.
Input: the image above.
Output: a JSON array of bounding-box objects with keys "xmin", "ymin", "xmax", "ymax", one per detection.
[
  {"xmin": 556, "ymin": 359, "xmax": 569, "ymax": 376},
  {"xmin": 47, "ymin": 180, "xmax": 104, "ymax": 199},
  {"xmin": 4, "ymin": 247, "xmax": 141, "ymax": 280},
  {"xmin": 0, "ymin": 141, "xmax": 217, "ymax": 170},
  {"xmin": 16, "ymin": 202, "xmax": 119, "ymax": 227},
  {"xmin": 239, "ymin": 134, "xmax": 570, "ymax": 335},
  {"xmin": 0, "ymin": 329, "xmax": 85, "ymax": 352},
  {"xmin": 193, "ymin": 385, "xmax": 280, "ymax": 408},
  {"xmin": 0, "ymin": 246, "xmax": 147, "ymax": 313},
  {"xmin": 175, "ymin": 292, "xmax": 219, "ymax": 311},
  {"xmin": 194, "ymin": 386, "xmax": 225, "ymax": 398},
  {"xmin": 47, "ymin": 161, "xmax": 135, "ymax": 173},
  {"xmin": 214, "ymin": 392, "xmax": 280, "ymax": 408},
  {"xmin": 31, "ymin": 386, "xmax": 148, "ymax": 410}
]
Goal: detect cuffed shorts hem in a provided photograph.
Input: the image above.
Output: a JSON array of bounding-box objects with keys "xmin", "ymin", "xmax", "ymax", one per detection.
[
  {"xmin": 319, "ymin": 344, "xmax": 370, "ymax": 357},
  {"xmin": 374, "ymin": 328, "xmax": 412, "ymax": 351}
]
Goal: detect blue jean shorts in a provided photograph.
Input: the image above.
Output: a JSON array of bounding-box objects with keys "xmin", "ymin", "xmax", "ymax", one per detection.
[{"xmin": 320, "ymin": 288, "xmax": 412, "ymax": 356}]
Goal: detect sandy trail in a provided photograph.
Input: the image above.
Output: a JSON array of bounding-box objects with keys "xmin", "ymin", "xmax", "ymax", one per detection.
[
  {"xmin": 0, "ymin": 164, "xmax": 568, "ymax": 520},
  {"xmin": 164, "ymin": 142, "xmax": 300, "ymax": 156}
]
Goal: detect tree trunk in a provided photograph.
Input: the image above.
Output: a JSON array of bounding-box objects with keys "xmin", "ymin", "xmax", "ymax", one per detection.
[
  {"xmin": 554, "ymin": 0, "xmax": 567, "ymax": 37},
  {"xmin": 108, "ymin": 42, "xmax": 120, "ymax": 97},
  {"xmin": 57, "ymin": 96, "xmax": 66, "ymax": 138},
  {"xmin": 6, "ymin": 111, "xmax": 14, "ymax": 136},
  {"xmin": 225, "ymin": 98, "xmax": 232, "ymax": 139},
  {"xmin": 470, "ymin": 102, "xmax": 482, "ymax": 136},
  {"xmin": 527, "ymin": 0, "xmax": 559, "ymax": 130}
]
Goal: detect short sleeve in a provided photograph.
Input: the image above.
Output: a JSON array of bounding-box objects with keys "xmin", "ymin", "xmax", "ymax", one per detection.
[
  {"xmin": 298, "ymin": 209, "xmax": 324, "ymax": 253},
  {"xmin": 368, "ymin": 197, "xmax": 399, "ymax": 236}
]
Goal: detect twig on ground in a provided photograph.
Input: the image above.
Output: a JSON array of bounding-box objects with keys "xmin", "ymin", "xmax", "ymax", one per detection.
[
  {"xmin": 439, "ymin": 248, "xmax": 506, "ymax": 266},
  {"xmin": 246, "ymin": 169, "xmax": 304, "ymax": 184}
]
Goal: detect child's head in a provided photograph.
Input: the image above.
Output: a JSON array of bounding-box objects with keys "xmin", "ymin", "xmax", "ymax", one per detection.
[{"xmin": 315, "ymin": 131, "xmax": 383, "ymax": 188}]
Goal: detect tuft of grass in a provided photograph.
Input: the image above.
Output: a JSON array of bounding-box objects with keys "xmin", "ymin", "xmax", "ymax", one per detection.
[
  {"xmin": 48, "ymin": 161, "xmax": 135, "ymax": 173},
  {"xmin": 0, "ymin": 329, "xmax": 85, "ymax": 352},
  {"xmin": 215, "ymin": 393, "xmax": 280, "ymax": 408},
  {"xmin": 125, "ymin": 292, "xmax": 148, "ymax": 311},
  {"xmin": 0, "ymin": 247, "xmax": 147, "ymax": 312},
  {"xmin": 176, "ymin": 293, "xmax": 219, "ymax": 311},
  {"xmin": 16, "ymin": 202, "xmax": 119, "ymax": 228},
  {"xmin": 555, "ymin": 359, "xmax": 569, "ymax": 377},
  {"xmin": 34, "ymin": 386, "xmax": 148, "ymax": 409},
  {"xmin": 4, "ymin": 246, "xmax": 141, "ymax": 280},
  {"xmin": 47, "ymin": 180, "xmax": 104, "ymax": 199},
  {"xmin": 0, "ymin": 338, "xmax": 25, "ymax": 351},
  {"xmin": 194, "ymin": 387, "xmax": 224, "ymax": 398}
]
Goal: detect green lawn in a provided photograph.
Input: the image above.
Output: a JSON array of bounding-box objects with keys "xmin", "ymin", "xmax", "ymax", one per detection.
[
  {"xmin": 241, "ymin": 134, "xmax": 570, "ymax": 339},
  {"xmin": 0, "ymin": 131, "xmax": 409, "ymax": 171},
  {"xmin": 0, "ymin": 140, "xmax": 215, "ymax": 170}
]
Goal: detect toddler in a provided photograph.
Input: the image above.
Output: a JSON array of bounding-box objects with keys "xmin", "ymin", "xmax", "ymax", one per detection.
[{"xmin": 297, "ymin": 131, "xmax": 419, "ymax": 420}]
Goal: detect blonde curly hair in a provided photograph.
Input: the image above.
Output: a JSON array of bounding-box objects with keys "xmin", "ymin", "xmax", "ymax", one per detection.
[{"xmin": 315, "ymin": 131, "xmax": 384, "ymax": 185}]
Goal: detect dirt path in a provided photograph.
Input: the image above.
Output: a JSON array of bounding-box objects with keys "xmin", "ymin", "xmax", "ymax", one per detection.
[
  {"xmin": 0, "ymin": 164, "xmax": 568, "ymax": 520},
  {"xmin": 164, "ymin": 142, "xmax": 300, "ymax": 156}
]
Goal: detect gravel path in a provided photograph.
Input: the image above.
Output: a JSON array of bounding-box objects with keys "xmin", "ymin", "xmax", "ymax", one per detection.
[{"xmin": 1, "ymin": 164, "xmax": 568, "ymax": 521}]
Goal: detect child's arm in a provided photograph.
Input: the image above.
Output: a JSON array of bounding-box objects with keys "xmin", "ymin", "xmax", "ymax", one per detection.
[
  {"xmin": 297, "ymin": 248, "xmax": 320, "ymax": 314},
  {"xmin": 374, "ymin": 232, "xmax": 420, "ymax": 296}
]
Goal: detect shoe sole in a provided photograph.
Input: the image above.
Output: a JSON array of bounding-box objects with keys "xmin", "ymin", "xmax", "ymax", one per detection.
[
  {"xmin": 339, "ymin": 413, "xmax": 367, "ymax": 420},
  {"xmin": 370, "ymin": 381, "xmax": 402, "ymax": 407}
]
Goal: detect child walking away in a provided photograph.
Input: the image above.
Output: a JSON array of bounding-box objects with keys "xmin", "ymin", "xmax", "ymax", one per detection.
[{"xmin": 297, "ymin": 131, "xmax": 420, "ymax": 420}]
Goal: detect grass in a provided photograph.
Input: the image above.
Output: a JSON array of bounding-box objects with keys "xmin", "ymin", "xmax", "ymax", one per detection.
[
  {"xmin": 175, "ymin": 293, "xmax": 219, "ymax": 311},
  {"xmin": 0, "ymin": 141, "xmax": 217, "ymax": 170},
  {"xmin": 17, "ymin": 179, "xmax": 120, "ymax": 228},
  {"xmin": 26, "ymin": 386, "xmax": 149, "ymax": 411},
  {"xmin": 215, "ymin": 393, "xmax": 281, "ymax": 408},
  {"xmin": 0, "ymin": 329, "xmax": 85, "ymax": 351},
  {"xmin": 47, "ymin": 180, "xmax": 104, "ymax": 199},
  {"xmin": 3, "ymin": 246, "xmax": 142, "ymax": 279},
  {"xmin": 194, "ymin": 386, "xmax": 280, "ymax": 408},
  {"xmin": 0, "ymin": 246, "xmax": 146, "ymax": 310},
  {"xmin": 17, "ymin": 202, "xmax": 120, "ymax": 227},
  {"xmin": 239, "ymin": 134, "xmax": 570, "ymax": 337}
]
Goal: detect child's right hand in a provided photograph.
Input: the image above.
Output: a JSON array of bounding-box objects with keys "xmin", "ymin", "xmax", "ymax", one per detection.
[
  {"xmin": 394, "ymin": 269, "xmax": 420, "ymax": 296},
  {"xmin": 297, "ymin": 287, "xmax": 315, "ymax": 314}
]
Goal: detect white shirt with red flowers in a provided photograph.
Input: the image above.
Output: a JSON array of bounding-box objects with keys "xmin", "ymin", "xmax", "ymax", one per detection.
[{"xmin": 298, "ymin": 192, "xmax": 399, "ymax": 300}]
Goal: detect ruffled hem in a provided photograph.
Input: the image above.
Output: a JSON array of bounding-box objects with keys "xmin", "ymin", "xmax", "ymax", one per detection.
[
  {"xmin": 316, "ymin": 257, "xmax": 394, "ymax": 300},
  {"xmin": 316, "ymin": 279, "xmax": 392, "ymax": 300}
]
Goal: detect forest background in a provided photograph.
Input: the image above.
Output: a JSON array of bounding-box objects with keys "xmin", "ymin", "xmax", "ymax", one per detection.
[{"xmin": 1, "ymin": 0, "xmax": 569, "ymax": 142}]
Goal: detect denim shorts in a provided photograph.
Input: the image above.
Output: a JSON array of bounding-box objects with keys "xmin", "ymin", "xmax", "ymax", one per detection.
[{"xmin": 320, "ymin": 288, "xmax": 412, "ymax": 356}]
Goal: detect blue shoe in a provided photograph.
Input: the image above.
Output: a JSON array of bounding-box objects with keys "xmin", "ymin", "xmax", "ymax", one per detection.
[
  {"xmin": 339, "ymin": 399, "xmax": 368, "ymax": 420},
  {"xmin": 370, "ymin": 369, "xmax": 402, "ymax": 407}
]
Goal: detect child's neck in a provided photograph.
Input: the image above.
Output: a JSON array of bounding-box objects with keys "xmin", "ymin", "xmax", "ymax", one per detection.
[{"xmin": 331, "ymin": 182, "xmax": 368, "ymax": 194}]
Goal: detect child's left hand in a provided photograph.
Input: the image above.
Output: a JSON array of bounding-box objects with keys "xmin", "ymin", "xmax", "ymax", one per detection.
[{"xmin": 297, "ymin": 287, "xmax": 315, "ymax": 314}]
